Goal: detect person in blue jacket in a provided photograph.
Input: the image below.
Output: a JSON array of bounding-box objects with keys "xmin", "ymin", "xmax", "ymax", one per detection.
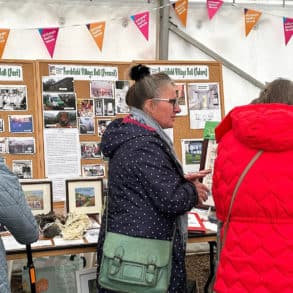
[
  {"xmin": 0, "ymin": 157, "xmax": 39, "ymax": 293},
  {"xmin": 97, "ymin": 64, "xmax": 210, "ymax": 292}
]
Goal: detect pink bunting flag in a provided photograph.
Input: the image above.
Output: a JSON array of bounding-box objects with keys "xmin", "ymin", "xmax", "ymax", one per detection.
[
  {"xmin": 131, "ymin": 11, "xmax": 149, "ymax": 41},
  {"xmin": 39, "ymin": 28, "xmax": 59, "ymax": 58},
  {"xmin": 207, "ymin": 0, "xmax": 223, "ymax": 20},
  {"xmin": 283, "ymin": 17, "xmax": 293, "ymax": 46}
]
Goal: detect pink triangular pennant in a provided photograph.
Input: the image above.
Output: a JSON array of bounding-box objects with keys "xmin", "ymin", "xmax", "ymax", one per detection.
[
  {"xmin": 207, "ymin": 0, "xmax": 223, "ymax": 20},
  {"xmin": 283, "ymin": 17, "xmax": 293, "ymax": 46},
  {"xmin": 39, "ymin": 28, "xmax": 59, "ymax": 58},
  {"xmin": 131, "ymin": 11, "xmax": 149, "ymax": 41}
]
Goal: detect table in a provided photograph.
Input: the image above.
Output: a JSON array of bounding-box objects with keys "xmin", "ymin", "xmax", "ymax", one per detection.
[{"xmin": 6, "ymin": 230, "xmax": 217, "ymax": 292}]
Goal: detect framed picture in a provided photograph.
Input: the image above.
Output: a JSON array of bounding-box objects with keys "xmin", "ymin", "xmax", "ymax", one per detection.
[
  {"xmin": 76, "ymin": 267, "xmax": 97, "ymax": 293},
  {"xmin": 20, "ymin": 180, "xmax": 53, "ymax": 216},
  {"xmin": 66, "ymin": 178, "xmax": 103, "ymax": 216},
  {"xmin": 199, "ymin": 139, "xmax": 218, "ymax": 207}
]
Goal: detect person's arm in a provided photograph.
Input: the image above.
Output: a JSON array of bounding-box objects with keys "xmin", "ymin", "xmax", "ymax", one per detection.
[{"xmin": 0, "ymin": 162, "xmax": 38, "ymax": 244}]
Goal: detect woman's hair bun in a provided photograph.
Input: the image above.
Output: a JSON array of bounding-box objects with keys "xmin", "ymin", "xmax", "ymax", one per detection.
[{"xmin": 130, "ymin": 64, "xmax": 150, "ymax": 81}]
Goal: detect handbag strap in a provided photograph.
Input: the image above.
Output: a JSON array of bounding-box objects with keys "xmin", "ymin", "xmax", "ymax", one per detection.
[{"xmin": 221, "ymin": 150, "xmax": 263, "ymax": 248}]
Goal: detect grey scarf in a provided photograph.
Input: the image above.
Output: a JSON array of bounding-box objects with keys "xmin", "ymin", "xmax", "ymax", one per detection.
[{"xmin": 130, "ymin": 107, "xmax": 188, "ymax": 244}]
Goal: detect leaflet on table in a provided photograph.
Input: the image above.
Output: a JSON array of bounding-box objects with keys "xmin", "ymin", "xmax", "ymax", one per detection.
[
  {"xmin": 3, "ymin": 235, "xmax": 53, "ymax": 251},
  {"xmin": 187, "ymin": 212, "xmax": 206, "ymax": 232},
  {"xmin": 53, "ymin": 236, "xmax": 85, "ymax": 246}
]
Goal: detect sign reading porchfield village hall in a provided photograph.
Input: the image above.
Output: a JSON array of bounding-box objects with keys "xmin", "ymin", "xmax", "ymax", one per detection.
[
  {"xmin": 48, "ymin": 64, "xmax": 118, "ymax": 81},
  {"xmin": 148, "ymin": 65, "xmax": 209, "ymax": 80}
]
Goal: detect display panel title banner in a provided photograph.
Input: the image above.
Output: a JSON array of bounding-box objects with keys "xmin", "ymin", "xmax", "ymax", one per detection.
[
  {"xmin": 48, "ymin": 64, "xmax": 118, "ymax": 81},
  {"xmin": 0, "ymin": 65, "xmax": 23, "ymax": 81},
  {"xmin": 148, "ymin": 65, "xmax": 209, "ymax": 80}
]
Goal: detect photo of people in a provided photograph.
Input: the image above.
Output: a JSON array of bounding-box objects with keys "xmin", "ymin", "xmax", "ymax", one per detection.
[
  {"xmin": 75, "ymin": 187, "xmax": 95, "ymax": 208},
  {"xmin": 90, "ymin": 80, "xmax": 114, "ymax": 99},
  {"xmin": 8, "ymin": 115, "xmax": 33, "ymax": 133},
  {"xmin": 8, "ymin": 137, "xmax": 35, "ymax": 154},
  {"xmin": 0, "ymin": 138, "xmax": 7, "ymax": 153},
  {"xmin": 80, "ymin": 141, "xmax": 102, "ymax": 159},
  {"xmin": 82, "ymin": 164, "xmax": 105, "ymax": 177},
  {"xmin": 79, "ymin": 117, "xmax": 95, "ymax": 134},
  {"xmin": 12, "ymin": 160, "xmax": 33, "ymax": 179},
  {"xmin": 0, "ymin": 85, "xmax": 27, "ymax": 111},
  {"xmin": 44, "ymin": 110, "xmax": 77, "ymax": 128},
  {"xmin": 175, "ymin": 83, "xmax": 188, "ymax": 116},
  {"xmin": 77, "ymin": 99, "xmax": 94, "ymax": 117}
]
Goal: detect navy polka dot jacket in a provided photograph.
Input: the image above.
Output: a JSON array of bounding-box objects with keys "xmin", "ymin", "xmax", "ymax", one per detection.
[{"xmin": 97, "ymin": 116, "xmax": 198, "ymax": 293}]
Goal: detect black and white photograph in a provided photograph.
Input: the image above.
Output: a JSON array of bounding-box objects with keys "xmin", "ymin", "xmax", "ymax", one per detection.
[
  {"xmin": 97, "ymin": 119, "xmax": 112, "ymax": 137},
  {"xmin": 79, "ymin": 117, "xmax": 95, "ymax": 134},
  {"xmin": 8, "ymin": 137, "xmax": 35, "ymax": 154},
  {"xmin": 82, "ymin": 164, "xmax": 105, "ymax": 177},
  {"xmin": 0, "ymin": 138, "xmax": 7, "ymax": 153},
  {"xmin": 43, "ymin": 92, "xmax": 76, "ymax": 110},
  {"xmin": 115, "ymin": 80, "xmax": 130, "ymax": 114},
  {"xmin": 42, "ymin": 76, "xmax": 74, "ymax": 92},
  {"xmin": 0, "ymin": 85, "xmax": 27, "ymax": 111},
  {"xmin": 12, "ymin": 160, "xmax": 33, "ymax": 179},
  {"xmin": 0, "ymin": 118, "xmax": 4, "ymax": 132},
  {"xmin": 44, "ymin": 110, "xmax": 77, "ymax": 128},
  {"xmin": 90, "ymin": 80, "xmax": 114, "ymax": 99},
  {"xmin": 80, "ymin": 141, "xmax": 102, "ymax": 159},
  {"xmin": 8, "ymin": 115, "xmax": 33, "ymax": 133},
  {"xmin": 103, "ymin": 98, "xmax": 115, "ymax": 116},
  {"xmin": 94, "ymin": 99, "xmax": 104, "ymax": 116}
]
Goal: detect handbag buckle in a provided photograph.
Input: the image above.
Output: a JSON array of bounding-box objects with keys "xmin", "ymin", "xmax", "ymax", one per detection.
[
  {"xmin": 146, "ymin": 256, "xmax": 158, "ymax": 285},
  {"xmin": 109, "ymin": 247, "xmax": 124, "ymax": 275}
]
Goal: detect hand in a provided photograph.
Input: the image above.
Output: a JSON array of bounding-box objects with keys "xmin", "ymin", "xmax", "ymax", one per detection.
[
  {"xmin": 184, "ymin": 169, "xmax": 212, "ymax": 181},
  {"xmin": 194, "ymin": 181, "xmax": 210, "ymax": 205}
]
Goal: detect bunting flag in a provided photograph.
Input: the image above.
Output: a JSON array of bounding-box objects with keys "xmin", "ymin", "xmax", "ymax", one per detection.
[
  {"xmin": 38, "ymin": 28, "xmax": 59, "ymax": 58},
  {"xmin": 0, "ymin": 29, "xmax": 10, "ymax": 58},
  {"xmin": 130, "ymin": 11, "xmax": 149, "ymax": 41},
  {"xmin": 207, "ymin": 0, "xmax": 223, "ymax": 20},
  {"xmin": 244, "ymin": 8, "xmax": 262, "ymax": 37},
  {"xmin": 283, "ymin": 17, "xmax": 293, "ymax": 46},
  {"xmin": 87, "ymin": 21, "xmax": 106, "ymax": 51},
  {"xmin": 173, "ymin": 0, "xmax": 188, "ymax": 27}
]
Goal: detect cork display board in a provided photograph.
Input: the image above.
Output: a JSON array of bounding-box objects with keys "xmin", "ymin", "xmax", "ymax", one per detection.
[{"xmin": 0, "ymin": 60, "xmax": 42, "ymax": 178}]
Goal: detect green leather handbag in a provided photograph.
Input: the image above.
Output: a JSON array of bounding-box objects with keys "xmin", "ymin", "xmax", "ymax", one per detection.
[
  {"xmin": 98, "ymin": 197, "xmax": 174, "ymax": 292},
  {"xmin": 98, "ymin": 232, "xmax": 173, "ymax": 293}
]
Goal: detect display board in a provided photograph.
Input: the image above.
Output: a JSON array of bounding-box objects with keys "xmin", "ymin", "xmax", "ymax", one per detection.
[
  {"xmin": 0, "ymin": 60, "xmax": 43, "ymax": 178},
  {"xmin": 0, "ymin": 59, "xmax": 224, "ymax": 182},
  {"xmin": 35, "ymin": 60, "xmax": 132, "ymax": 179},
  {"xmin": 133, "ymin": 60, "xmax": 225, "ymax": 172}
]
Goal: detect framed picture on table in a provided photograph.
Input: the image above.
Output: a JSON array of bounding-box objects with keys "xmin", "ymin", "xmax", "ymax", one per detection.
[
  {"xmin": 199, "ymin": 139, "xmax": 218, "ymax": 208},
  {"xmin": 20, "ymin": 180, "xmax": 53, "ymax": 216},
  {"xmin": 76, "ymin": 268, "xmax": 97, "ymax": 293},
  {"xmin": 66, "ymin": 178, "xmax": 104, "ymax": 218}
]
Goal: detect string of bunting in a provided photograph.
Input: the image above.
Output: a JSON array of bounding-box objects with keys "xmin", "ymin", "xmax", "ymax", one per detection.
[{"xmin": 0, "ymin": 0, "xmax": 292, "ymax": 59}]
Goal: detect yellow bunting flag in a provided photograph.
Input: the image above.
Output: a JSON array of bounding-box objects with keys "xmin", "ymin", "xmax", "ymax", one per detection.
[
  {"xmin": 244, "ymin": 8, "xmax": 262, "ymax": 37},
  {"xmin": 173, "ymin": 0, "xmax": 188, "ymax": 27},
  {"xmin": 0, "ymin": 29, "xmax": 10, "ymax": 58},
  {"xmin": 87, "ymin": 22, "xmax": 106, "ymax": 51}
]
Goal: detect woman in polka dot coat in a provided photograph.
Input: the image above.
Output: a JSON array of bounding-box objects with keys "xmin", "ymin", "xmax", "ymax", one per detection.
[{"xmin": 97, "ymin": 65, "xmax": 210, "ymax": 293}]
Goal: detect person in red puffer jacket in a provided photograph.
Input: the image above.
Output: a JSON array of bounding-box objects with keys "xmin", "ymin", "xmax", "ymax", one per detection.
[{"xmin": 212, "ymin": 78, "xmax": 293, "ymax": 292}]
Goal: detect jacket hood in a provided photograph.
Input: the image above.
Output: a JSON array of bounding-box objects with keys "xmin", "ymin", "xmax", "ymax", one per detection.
[
  {"xmin": 216, "ymin": 103, "xmax": 293, "ymax": 152},
  {"xmin": 100, "ymin": 116, "xmax": 156, "ymax": 158}
]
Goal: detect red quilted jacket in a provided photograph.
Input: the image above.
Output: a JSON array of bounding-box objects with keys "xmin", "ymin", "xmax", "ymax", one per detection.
[{"xmin": 212, "ymin": 103, "xmax": 293, "ymax": 292}]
